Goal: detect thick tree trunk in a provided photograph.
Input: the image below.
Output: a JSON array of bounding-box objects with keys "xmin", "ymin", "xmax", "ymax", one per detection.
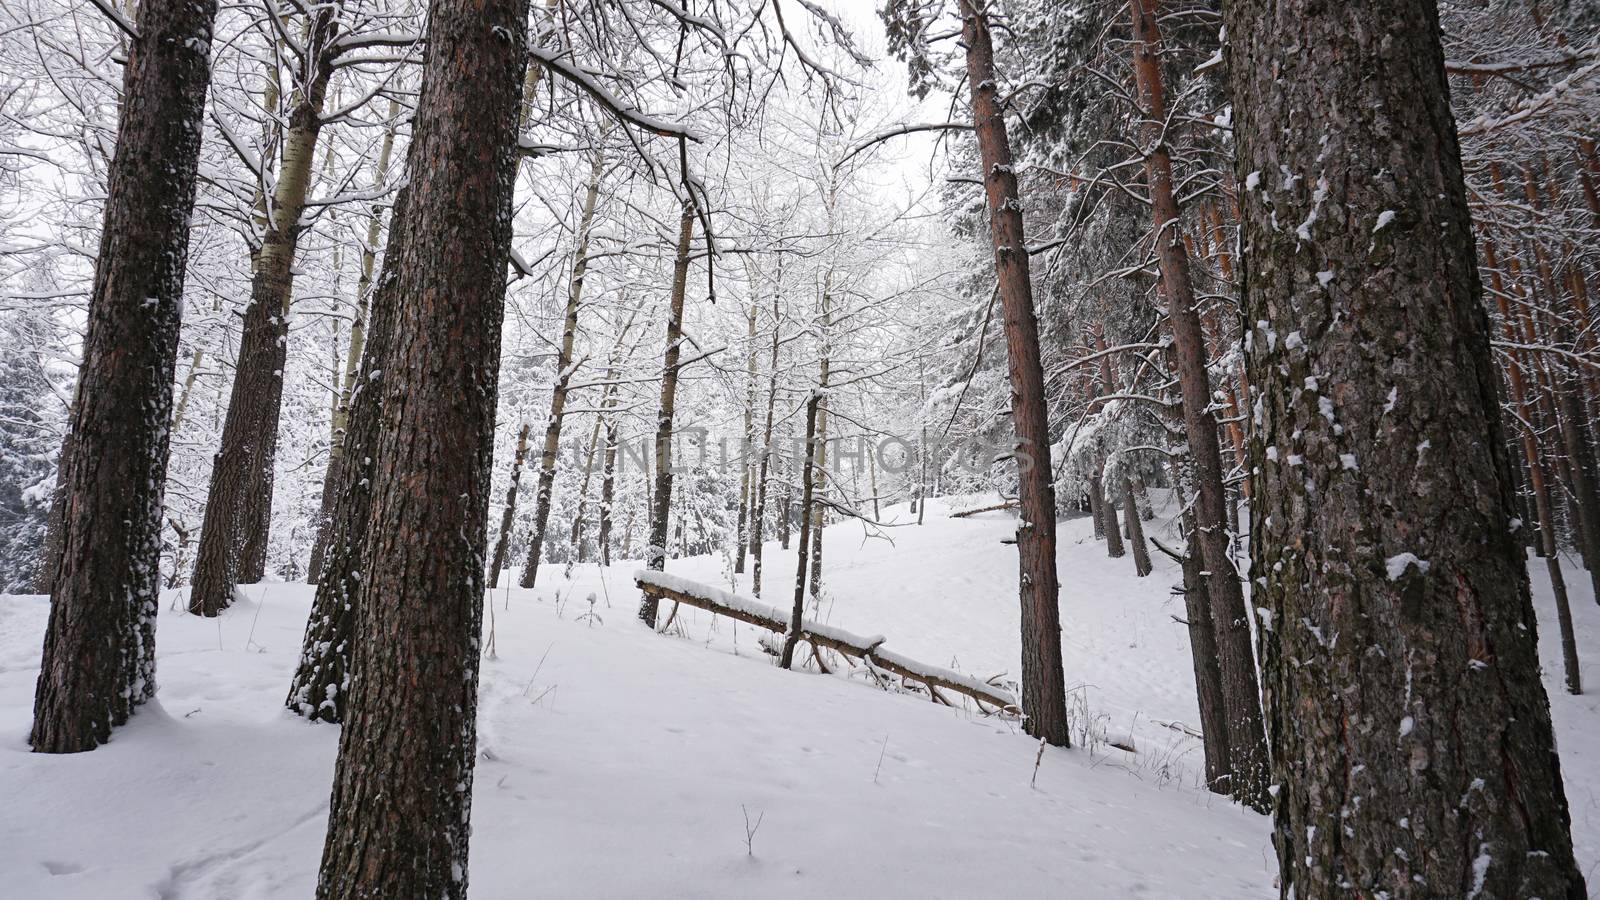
[
  {"xmin": 960, "ymin": 0, "xmax": 1068, "ymax": 747},
  {"xmin": 307, "ymin": 104, "xmax": 399, "ymax": 581},
  {"xmin": 286, "ymin": 187, "xmax": 411, "ymax": 724},
  {"xmin": 190, "ymin": 9, "xmax": 340, "ymax": 615},
  {"xmin": 521, "ymin": 151, "xmax": 604, "ymax": 588},
  {"xmin": 30, "ymin": 0, "xmax": 220, "ymax": 753},
  {"xmin": 314, "ymin": 1, "xmax": 526, "ymax": 894},
  {"xmin": 1227, "ymin": 0, "xmax": 1585, "ymax": 895},
  {"xmin": 1130, "ymin": 0, "xmax": 1266, "ymax": 804},
  {"xmin": 34, "ymin": 386, "xmax": 76, "ymax": 596},
  {"xmin": 637, "ymin": 204, "xmax": 696, "ymax": 626},
  {"xmin": 782, "ymin": 392, "xmax": 822, "ymax": 670}
]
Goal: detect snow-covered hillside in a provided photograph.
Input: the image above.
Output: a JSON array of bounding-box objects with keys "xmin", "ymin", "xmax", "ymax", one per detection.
[{"xmin": 1, "ymin": 497, "xmax": 1595, "ymax": 898}]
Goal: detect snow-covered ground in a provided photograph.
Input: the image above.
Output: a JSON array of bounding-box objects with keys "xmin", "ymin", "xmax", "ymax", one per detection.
[{"xmin": 1, "ymin": 496, "xmax": 1595, "ymax": 898}]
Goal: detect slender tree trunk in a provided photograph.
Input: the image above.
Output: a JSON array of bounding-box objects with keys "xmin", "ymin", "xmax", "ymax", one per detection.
[
  {"xmin": 1482, "ymin": 241, "xmax": 1582, "ymax": 693},
  {"xmin": 1088, "ymin": 472, "xmax": 1105, "ymax": 540},
  {"xmin": 1227, "ymin": 0, "xmax": 1585, "ymax": 894},
  {"xmin": 808, "ymin": 345, "xmax": 829, "ymax": 603},
  {"xmin": 733, "ymin": 287, "xmax": 759, "ymax": 573},
  {"xmin": 782, "ymin": 392, "xmax": 822, "ymax": 670},
  {"xmin": 307, "ymin": 102, "xmax": 399, "ymax": 581},
  {"xmin": 959, "ymin": 0, "xmax": 1068, "ymax": 747},
  {"xmin": 487, "ymin": 422, "xmax": 532, "ymax": 591},
  {"xmin": 778, "ymin": 462, "xmax": 792, "ymax": 549},
  {"xmin": 314, "ymin": 1, "xmax": 526, "ymax": 894},
  {"xmin": 1121, "ymin": 476, "xmax": 1149, "ymax": 576},
  {"xmin": 521, "ymin": 150, "xmax": 604, "ymax": 588},
  {"xmin": 598, "ymin": 419, "xmax": 618, "ymax": 566},
  {"xmin": 568, "ymin": 414, "xmax": 604, "ymax": 562},
  {"xmin": 190, "ymin": 9, "xmax": 341, "ymax": 615},
  {"xmin": 751, "ymin": 281, "xmax": 781, "ymax": 596},
  {"xmin": 1099, "ymin": 469, "xmax": 1124, "ymax": 558},
  {"xmin": 1178, "ymin": 511, "xmax": 1230, "ymax": 793},
  {"xmin": 30, "ymin": 0, "xmax": 220, "ymax": 753},
  {"xmin": 637, "ymin": 204, "xmax": 696, "ymax": 627},
  {"xmin": 1130, "ymin": 0, "xmax": 1266, "ymax": 803}
]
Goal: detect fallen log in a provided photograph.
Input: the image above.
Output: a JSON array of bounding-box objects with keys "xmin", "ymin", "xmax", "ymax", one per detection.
[
  {"xmin": 634, "ymin": 570, "xmax": 1019, "ymax": 714},
  {"xmin": 948, "ymin": 499, "xmax": 1017, "ymax": 518}
]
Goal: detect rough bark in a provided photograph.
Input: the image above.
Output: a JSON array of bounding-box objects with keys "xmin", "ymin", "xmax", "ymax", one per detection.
[
  {"xmin": 637, "ymin": 204, "xmax": 696, "ymax": 627},
  {"xmin": 521, "ymin": 150, "xmax": 604, "ymax": 588},
  {"xmin": 1176, "ymin": 515, "xmax": 1229, "ymax": 793},
  {"xmin": 30, "ymin": 0, "xmax": 220, "ymax": 753},
  {"xmin": 285, "ymin": 185, "xmax": 410, "ymax": 724},
  {"xmin": 1099, "ymin": 471, "xmax": 1125, "ymax": 559},
  {"xmin": 1122, "ymin": 476, "xmax": 1151, "ymax": 577},
  {"xmin": 1130, "ymin": 0, "xmax": 1266, "ymax": 804},
  {"xmin": 314, "ymin": 0, "xmax": 526, "ymax": 894},
  {"xmin": 307, "ymin": 103, "xmax": 399, "ymax": 581},
  {"xmin": 190, "ymin": 8, "xmax": 341, "ymax": 615},
  {"xmin": 960, "ymin": 0, "xmax": 1068, "ymax": 747},
  {"xmin": 1226, "ymin": 0, "xmax": 1586, "ymax": 895}
]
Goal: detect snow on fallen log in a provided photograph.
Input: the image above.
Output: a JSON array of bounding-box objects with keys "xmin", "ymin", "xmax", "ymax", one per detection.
[
  {"xmin": 948, "ymin": 499, "xmax": 1017, "ymax": 518},
  {"xmin": 634, "ymin": 570, "xmax": 1018, "ymax": 714}
]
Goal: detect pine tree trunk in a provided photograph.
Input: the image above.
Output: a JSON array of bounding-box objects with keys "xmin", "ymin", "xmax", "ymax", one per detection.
[
  {"xmin": 959, "ymin": 0, "xmax": 1068, "ymax": 747},
  {"xmin": 307, "ymin": 103, "xmax": 399, "ymax": 582},
  {"xmin": 314, "ymin": 1, "xmax": 526, "ymax": 893},
  {"xmin": 521, "ymin": 151, "xmax": 604, "ymax": 588},
  {"xmin": 1227, "ymin": 0, "xmax": 1586, "ymax": 894},
  {"xmin": 30, "ymin": 0, "xmax": 220, "ymax": 753},
  {"xmin": 637, "ymin": 204, "xmax": 696, "ymax": 626},
  {"xmin": 190, "ymin": 10, "xmax": 340, "ymax": 615},
  {"xmin": 1088, "ymin": 473, "xmax": 1105, "ymax": 541},
  {"xmin": 1122, "ymin": 476, "xmax": 1150, "ymax": 577},
  {"xmin": 1099, "ymin": 470, "xmax": 1124, "ymax": 558},
  {"xmin": 1482, "ymin": 243, "xmax": 1583, "ymax": 693},
  {"xmin": 1130, "ymin": 0, "xmax": 1266, "ymax": 803},
  {"xmin": 285, "ymin": 187, "xmax": 411, "ymax": 724},
  {"xmin": 1178, "ymin": 513, "xmax": 1230, "ymax": 793}
]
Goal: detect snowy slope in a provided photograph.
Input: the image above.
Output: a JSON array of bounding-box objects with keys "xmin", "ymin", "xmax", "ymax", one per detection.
[{"xmin": 0, "ymin": 496, "xmax": 1594, "ymax": 898}]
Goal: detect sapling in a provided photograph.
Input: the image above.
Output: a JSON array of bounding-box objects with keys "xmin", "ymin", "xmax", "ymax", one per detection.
[{"xmin": 741, "ymin": 805, "xmax": 764, "ymax": 857}]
